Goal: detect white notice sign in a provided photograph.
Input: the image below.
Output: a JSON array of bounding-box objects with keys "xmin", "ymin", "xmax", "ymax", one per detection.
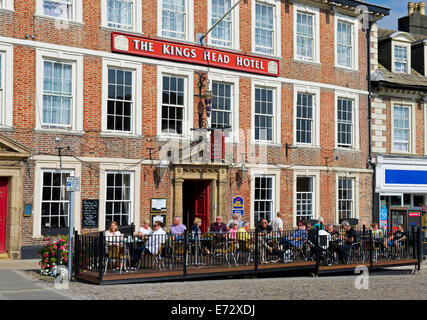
[{"xmin": 66, "ymin": 177, "xmax": 81, "ymax": 192}]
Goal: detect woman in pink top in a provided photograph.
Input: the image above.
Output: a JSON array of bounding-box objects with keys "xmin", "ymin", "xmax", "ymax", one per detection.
[{"xmin": 229, "ymin": 222, "xmax": 239, "ymax": 240}]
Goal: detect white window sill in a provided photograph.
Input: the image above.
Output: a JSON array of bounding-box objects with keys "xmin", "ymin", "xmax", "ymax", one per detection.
[
  {"xmin": 0, "ymin": 126, "xmax": 14, "ymax": 132},
  {"xmin": 34, "ymin": 14, "xmax": 85, "ymax": 26},
  {"xmin": 293, "ymin": 59, "xmax": 321, "ymax": 67},
  {"xmin": 0, "ymin": 8, "xmax": 14, "ymax": 14},
  {"xmin": 296, "ymin": 144, "xmax": 321, "ymax": 149},
  {"xmin": 156, "ymin": 134, "xmax": 193, "ymax": 142},
  {"xmin": 156, "ymin": 35, "xmax": 195, "ymax": 45},
  {"xmin": 251, "ymin": 141, "xmax": 282, "ymax": 147},
  {"xmin": 334, "ymin": 147, "xmax": 361, "ymax": 154},
  {"xmin": 100, "ymin": 131, "xmax": 143, "ymax": 139},
  {"xmin": 34, "ymin": 128, "xmax": 85, "ymax": 136},
  {"xmin": 32, "ymin": 235, "xmax": 44, "ymax": 241},
  {"xmin": 207, "ymin": 42, "xmax": 241, "ymax": 53},
  {"xmin": 250, "ymin": 51, "xmax": 283, "ymax": 61},
  {"xmin": 334, "ymin": 65, "xmax": 359, "ymax": 73},
  {"xmin": 390, "ymin": 151, "xmax": 417, "ymax": 156},
  {"xmin": 100, "ymin": 26, "xmax": 143, "ymax": 36}
]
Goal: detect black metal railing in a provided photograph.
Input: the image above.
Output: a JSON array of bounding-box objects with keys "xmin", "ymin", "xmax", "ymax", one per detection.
[{"xmin": 74, "ymin": 225, "xmax": 422, "ymax": 283}]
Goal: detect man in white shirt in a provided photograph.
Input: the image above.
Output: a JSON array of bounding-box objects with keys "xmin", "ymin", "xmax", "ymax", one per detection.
[
  {"xmin": 131, "ymin": 222, "xmax": 166, "ymax": 268},
  {"xmin": 269, "ymin": 211, "xmax": 283, "ymax": 232}
]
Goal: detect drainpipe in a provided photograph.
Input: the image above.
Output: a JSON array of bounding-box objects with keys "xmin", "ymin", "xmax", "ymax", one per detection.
[{"xmin": 365, "ymin": 20, "xmax": 378, "ymax": 223}]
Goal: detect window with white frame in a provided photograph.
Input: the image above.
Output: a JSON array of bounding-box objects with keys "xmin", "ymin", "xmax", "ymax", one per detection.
[
  {"xmin": 211, "ymin": 81, "xmax": 232, "ymax": 134},
  {"xmin": 105, "ymin": 172, "xmax": 132, "ymax": 228},
  {"xmin": 0, "ymin": 0, "xmax": 13, "ymax": 10},
  {"xmin": 296, "ymin": 12, "xmax": 314, "ymax": 61},
  {"xmin": 254, "ymin": 176, "xmax": 274, "ymax": 223},
  {"xmin": 394, "ymin": 45, "xmax": 408, "ymax": 73},
  {"xmin": 335, "ymin": 16, "xmax": 357, "ymax": 70},
  {"xmin": 255, "ymin": 87, "xmax": 273, "ymax": 141},
  {"xmin": 337, "ymin": 98, "xmax": 354, "ymax": 148},
  {"xmin": 338, "ymin": 177, "xmax": 354, "ymax": 221},
  {"xmin": 296, "ymin": 176, "xmax": 314, "ymax": 223},
  {"xmin": 393, "ymin": 105, "xmax": 411, "ymax": 152},
  {"xmin": 161, "ymin": 75, "xmax": 185, "ymax": 135},
  {"xmin": 210, "ymin": 0, "xmax": 232, "ymax": 47},
  {"xmin": 254, "ymin": 2, "xmax": 274, "ymax": 55},
  {"xmin": 0, "ymin": 44, "xmax": 13, "ymax": 128},
  {"xmin": 161, "ymin": 0, "xmax": 186, "ymax": 39},
  {"xmin": 107, "ymin": 68, "xmax": 133, "ymax": 132},
  {"xmin": 42, "ymin": 0, "xmax": 73, "ymax": 19},
  {"xmin": 42, "ymin": 60, "xmax": 73, "ymax": 127},
  {"xmin": 107, "ymin": 0, "xmax": 133, "ymax": 30},
  {"xmin": 296, "ymin": 92, "xmax": 314, "ymax": 144},
  {"xmin": 41, "ymin": 170, "xmax": 72, "ymax": 230}
]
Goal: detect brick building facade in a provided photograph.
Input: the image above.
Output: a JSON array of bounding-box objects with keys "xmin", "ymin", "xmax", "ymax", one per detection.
[{"xmin": 0, "ymin": 0, "xmax": 388, "ymax": 259}]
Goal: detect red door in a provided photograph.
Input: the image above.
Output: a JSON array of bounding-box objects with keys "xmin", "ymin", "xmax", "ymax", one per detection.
[
  {"xmin": 0, "ymin": 178, "xmax": 8, "ymax": 253},
  {"xmin": 193, "ymin": 181, "xmax": 210, "ymax": 233}
]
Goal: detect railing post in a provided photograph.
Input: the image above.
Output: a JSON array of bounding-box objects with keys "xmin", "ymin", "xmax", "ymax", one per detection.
[
  {"xmin": 98, "ymin": 232, "xmax": 104, "ymax": 285},
  {"xmin": 254, "ymin": 231, "xmax": 258, "ymax": 275},
  {"xmin": 56, "ymin": 240, "xmax": 61, "ymax": 277},
  {"xmin": 418, "ymin": 227, "xmax": 422, "ymax": 271},
  {"xmin": 74, "ymin": 230, "xmax": 80, "ymax": 280},
  {"xmin": 369, "ymin": 227, "xmax": 373, "ymax": 270},
  {"xmin": 315, "ymin": 226, "xmax": 320, "ymax": 276},
  {"xmin": 412, "ymin": 226, "xmax": 416, "ymax": 260},
  {"xmin": 183, "ymin": 230, "xmax": 187, "ymax": 280}
]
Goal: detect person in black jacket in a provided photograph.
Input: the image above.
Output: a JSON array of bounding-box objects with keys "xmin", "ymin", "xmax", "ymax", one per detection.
[{"xmin": 338, "ymin": 220, "xmax": 356, "ymax": 264}]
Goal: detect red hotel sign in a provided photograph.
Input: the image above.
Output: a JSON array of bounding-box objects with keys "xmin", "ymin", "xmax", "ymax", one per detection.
[{"xmin": 112, "ymin": 32, "xmax": 279, "ymax": 77}]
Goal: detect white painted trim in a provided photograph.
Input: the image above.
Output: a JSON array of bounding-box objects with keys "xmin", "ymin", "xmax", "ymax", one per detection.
[
  {"xmin": 251, "ymin": 0, "xmax": 281, "ymax": 58},
  {"xmin": 334, "ymin": 13, "xmax": 359, "ymax": 71},
  {"xmin": 334, "ymin": 90, "xmax": 360, "ymax": 150},
  {"xmin": 0, "ymin": 36, "xmax": 370, "ymax": 96},
  {"xmin": 293, "ymin": 169, "xmax": 320, "ymax": 227},
  {"xmin": 207, "ymin": 71, "xmax": 240, "ymax": 144},
  {"xmin": 251, "ymin": 79, "xmax": 281, "ymax": 144},
  {"xmin": 391, "ymin": 41, "xmax": 411, "ymax": 74},
  {"xmin": 390, "ymin": 100, "xmax": 416, "ymax": 154},
  {"xmin": 335, "ymin": 172, "xmax": 360, "ymax": 224},
  {"xmin": 157, "ymin": 0, "xmax": 194, "ymax": 43},
  {"xmin": 32, "ymin": 160, "xmax": 82, "ymax": 237},
  {"xmin": 36, "ymin": 0, "xmax": 83, "ymax": 23},
  {"xmin": 207, "ymin": 0, "xmax": 240, "ymax": 50},
  {"xmin": 293, "ymin": 85, "xmax": 320, "ymax": 147},
  {"xmin": 157, "ymin": 66, "xmax": 194, "ymax": 139},
  {"xmin": 293, "ymin": 3, "xmax": 320, "ymax": 64},
  {"xmin": 249, "ymin": 168, "xmax": 280, "ymax": 227},
  {"xmin": 101, "ymin": 0, "xmax": 142, "ymax": 34},
  {"xmin": 0, "ymin": 42, "xmax": 13, "ymax": 128},
  {"xmin": 101, "ymin": 57, "xmax": 142, "ymax": 135},
  {"xmin": 99, "ymin": 164, "xmax": 140, "ymax": 231},
  {"xmin": 0, "ymin": 0, "xmax": 13, "ymax": 11},
  {"xmin": 36, "ymin": 48, "xmax": 84, "ymax": 132}
]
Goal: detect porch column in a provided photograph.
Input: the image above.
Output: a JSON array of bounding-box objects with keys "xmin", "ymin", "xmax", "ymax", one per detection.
[
  {"xmin": 173, "ymin": 178, "xmax": 184, "ymax": 220},
  {"xmin": 218, "ymin": 169, "xmax": 227, "ymax": 218}
]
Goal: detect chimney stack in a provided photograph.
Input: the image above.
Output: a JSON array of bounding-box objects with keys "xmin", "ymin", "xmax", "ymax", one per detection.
[
  {"xmin": 409, "ymin": 2, "xmax": 414, "ymax": 15},
  {"xmin": 420, "ymin": 2, "xmax": 426, "ymax": 15}
]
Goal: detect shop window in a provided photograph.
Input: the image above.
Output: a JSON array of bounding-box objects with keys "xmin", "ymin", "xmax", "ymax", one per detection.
[{"xmin": 414, "ymin": 195, "xmax": 424, "ymax": 207}]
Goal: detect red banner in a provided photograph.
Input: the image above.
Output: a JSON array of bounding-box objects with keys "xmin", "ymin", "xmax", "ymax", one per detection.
[{"xmin": 112, "ymin": 32, "xmax": 279, "ymax": 77}]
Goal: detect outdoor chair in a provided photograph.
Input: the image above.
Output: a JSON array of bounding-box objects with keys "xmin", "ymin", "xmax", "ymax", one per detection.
[
  {"xmin": 237, "ymin": 240, "xmax": 253, "ymax": 265},
  {"xmin": 214, "ymin": 239, "xmax": 238, "ymax": 267},
  {"xmin": 104, "ymin": 244, "xmax": 129, "ymax": 275}
]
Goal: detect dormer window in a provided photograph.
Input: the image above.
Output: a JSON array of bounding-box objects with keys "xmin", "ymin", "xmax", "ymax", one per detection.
[{"xmin": 394, "ymin": 45, "xmax": 408, "ymax": 73}]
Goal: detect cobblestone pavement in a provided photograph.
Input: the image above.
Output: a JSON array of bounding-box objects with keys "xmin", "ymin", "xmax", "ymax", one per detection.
[{"xmin": 18, "ymin": 263, "xmax": 426, "ymax": 300}]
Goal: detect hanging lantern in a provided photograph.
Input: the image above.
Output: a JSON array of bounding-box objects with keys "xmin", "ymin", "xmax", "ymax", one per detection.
[{"xmin": 204, "ymin": 90, "xmax": 213, "ymax": 118}]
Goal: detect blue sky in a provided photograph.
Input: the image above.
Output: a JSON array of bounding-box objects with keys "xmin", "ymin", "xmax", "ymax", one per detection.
[{"xmin": 372, "ymin": 0, "xmax": 410, "ymax": 30}]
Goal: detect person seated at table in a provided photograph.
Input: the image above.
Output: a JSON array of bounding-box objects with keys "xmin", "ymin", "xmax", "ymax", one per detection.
[
  {"xmin": 237, "ymin": 222, "xmax": 253, "ymax": 250},
  {"xmin": 269, "ymin": 212, "xmax": 284, "ymax": 233},
  {"xmin": 170, "ymin": 216, "xmax": 187, "ymax": 241},
  {"xmin": 281, "ymin": 222, "xmax": 307, "ymax": 251},
  {"xmin": 304, "ymin": 220, "xmax": 313, "ymax": 231},
  {"xmin": 383, "ymin": 224, "xmax": 406, "ymax": 257},
  {"xmin": 138, "ymin": 220, "xmax": 152, "ymax": 239},
  {"xmin": 227, "ymin": 213, "xmax": 243, "ymax": 229},
  {"xmin": 338, "ymin": 220, "xmax": 357, "ymax": 264},
  {"xmin": 255, "ymin": 219, "xmax": 274, "ymax": 263},
  {"xmin": 131, "ymin": 221, "xmax": 167, "ymax": 268},
  {"xmin": 105, "ymin": 221, "xmax": 124, "ymax": 270},
  {"xmin": 210, "ymin": 216, "xmax": 229, "ymax": 250},
  {"xmin": 370, "ymin": 222, "xmax": 383, "ymax": 239},
  {"xmin": 229, "ymin": 222, "xmax": 239, "ymax": 240},
  {"xmin": 313, "ymin": 217, "xmax": 325, "ymax": 231},
  {"xmin": 189, "ymin": 217, "xmax": 210, "ymax": 255}
]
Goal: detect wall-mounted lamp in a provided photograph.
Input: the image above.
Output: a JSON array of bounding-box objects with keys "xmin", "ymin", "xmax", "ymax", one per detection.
[
  {"xmin": 236, "ymin": 153, "xmax": 248, "ymax": 190},
  {"xmin": 418, "ymin": 94, "xmax": 427, "ymax": 110},
  {"xmin": 147, "ymin": 147, "xmax": 168, "ymax": 188},
  {"xmin": 195, "ymin": 72, "xmax": 213, "ymax": 128},
  {"xmin": 204, "ymin": 89, "xmax": 213, "ymax": 118},
  {"xmin": 285, "ymin": 143, "xmax": 297, "ymax": 158}
]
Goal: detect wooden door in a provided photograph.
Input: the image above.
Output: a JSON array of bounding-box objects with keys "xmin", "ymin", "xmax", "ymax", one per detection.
[
  {"xmin": 0, "ymin": 178, "xmax": 8, "ymax": 253},
  {"xmin": 193, "ymin": 181, "xmax": 210, "ymax": 233}
]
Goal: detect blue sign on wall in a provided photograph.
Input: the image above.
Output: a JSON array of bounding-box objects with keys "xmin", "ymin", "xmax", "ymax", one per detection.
[{"xmin": 385, "ymin": 169, "xmax": 427, "ymax": 185}]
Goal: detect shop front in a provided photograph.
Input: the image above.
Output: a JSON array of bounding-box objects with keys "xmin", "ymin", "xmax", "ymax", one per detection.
[{"xmin": 375, "ymin": 156, "xmax": 426, "ymax": 251}]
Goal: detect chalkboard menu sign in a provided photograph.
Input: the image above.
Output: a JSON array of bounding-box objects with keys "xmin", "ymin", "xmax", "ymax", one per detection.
[{"xmin": 82, "ymin": 199, "xmax": 99, "ymax": 228}]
